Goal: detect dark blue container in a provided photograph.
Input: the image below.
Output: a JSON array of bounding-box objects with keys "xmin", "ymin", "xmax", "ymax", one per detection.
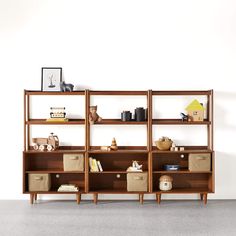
[{"xmin": 164, "ymin": 165, "xmax": 180, "ymax": 171}]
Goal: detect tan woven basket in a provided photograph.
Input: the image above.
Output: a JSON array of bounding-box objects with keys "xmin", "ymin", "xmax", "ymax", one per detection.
[{"xmin": 155, "ymin": 140, "xmax": 172, "ymax": 151}]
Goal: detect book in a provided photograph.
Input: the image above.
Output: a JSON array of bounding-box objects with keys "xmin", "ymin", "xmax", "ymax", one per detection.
[
  {"xmin": 91, "ymin": 159, "xmax": 99, "ymax": 172},
  {"xmin": 97, "ymin": 161, "xmax": 103, "ymax": 172},
  {"xmin": 58, "ymin": 184, "xmax": 79, "ymax": 192},
  {"xmin": 89, "ymin": 157, "xmax": 93, "ymax": 171},
  {"xmin": 46, "ymin": 118, "xmax": 69, "ymax": 122}
]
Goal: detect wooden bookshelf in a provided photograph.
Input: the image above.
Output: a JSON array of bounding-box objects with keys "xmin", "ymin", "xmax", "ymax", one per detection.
[{"xmin": 23, "ymin": 89, "xmax": 214, "ymax": 205}]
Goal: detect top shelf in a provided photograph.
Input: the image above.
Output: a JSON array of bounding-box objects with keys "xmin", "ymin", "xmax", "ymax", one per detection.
[
  {"xmin": 25, "ymin": 90, "xmax": 213, "ymax": 96},
  {"xmin": 152, "ymin": 90, "xmax": 212, "ymax": 96},
  {"xmin": 25, "ymin": 90, "xmax": 85, "ymax": 95}
]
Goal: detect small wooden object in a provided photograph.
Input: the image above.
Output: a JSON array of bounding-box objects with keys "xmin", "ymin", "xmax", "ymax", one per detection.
[{"xmin": 110, "ymin": 138, "xmax": 118, "ymax": 151}]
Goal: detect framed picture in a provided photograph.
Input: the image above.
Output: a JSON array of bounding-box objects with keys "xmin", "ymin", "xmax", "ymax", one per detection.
[{"xmin": 41, "ymin": 67, "xmax": 62, "ymax": 91}]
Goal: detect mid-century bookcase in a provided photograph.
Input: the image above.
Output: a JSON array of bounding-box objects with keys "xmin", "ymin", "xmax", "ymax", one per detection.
[{"xmin": 23, "ymin": 90, "xmax": 214, "ymax": 204}]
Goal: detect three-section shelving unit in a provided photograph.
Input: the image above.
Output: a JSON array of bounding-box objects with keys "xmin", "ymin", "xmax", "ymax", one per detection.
[{"xmin": 23, "ymin": 90, "xmax": 214, "ymax": 205}]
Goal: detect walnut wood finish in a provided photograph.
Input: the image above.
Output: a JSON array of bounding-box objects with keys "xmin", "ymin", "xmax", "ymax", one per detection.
[{"xmin": 23, "ymin": 90, "xmax": 214, "ymax": 204}]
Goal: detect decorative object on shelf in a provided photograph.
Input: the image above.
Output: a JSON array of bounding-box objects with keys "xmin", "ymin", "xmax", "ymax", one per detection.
[
  {"xmin": 63, "ymin": 154, "xmax": 84, "ymax": 171},
  {"xmin": 185, "ymin": 99, "xmax": 205, "ymax": 121},
  {"xmin": 121, "ymin": 111, "xmax": 132, "ymax": 121},
  {"xmin": 159, "ymin": 175, "xmax": 173, "ymax": 191},
  {"xmin": 58, "ymin": 184, "xmax": 79, "ymax": 192},
  {"xmin": 100, "ymin": 146, "xmax": 111, "ymax": 151},
  {"xmin": 155, "ymin": 136, "xmax": 173, "ymax": 151},
  {"xmin": 47, "ymin": 107, "xmax": 68, "ymax": 122},
  {"xmin": 180, "ymin": 112, "xmax": 189, "ymax": 122},
  {"xmin": 110, "ymin": 137, "xmax": 118, "ymax": 151},
  {"xmin": 50, "ymin": 107, "xmax": 66, "ymax": 118},
  {"xmin": 127, "ymin": 161, "xmax": 143, "ymax": 172},
  {"xmin": 164, "ymin": 165, "xmax": 180, "ymax": 171},
  {"xmin": 41, "ymin": 67, "xmax": 62, "ymax": 92},
  {"xmin": 32, "ymin": 133, "xmax": 59, "ymax": 151},
  {"xmin": 89, "ymin": 157, "xmax": 103, "ymax": 172},
  {"xmin": 60, "ymin": 81, "xmax": 74, "ymax": 92},
  {"xmin": 134, "ymin": 107, "xmax": 145, "ymax": 121},
  {"xmin": 188, "ymin": 153, "xmax": 211, "ymax": 172},
  {"xmin": 88, "ymin": 106, "xmax": 102, "ymax": 124},
  {"xmin": 29, "ymin": 174, "xmax": 51, "ymax": 191},
  {"xmin": 170, "ymin": 142, "xmax": 176, "ymax": 151},
  {"xmin": 179, "ymin": 147, "xmax": 185, "ymax": 151},
  {"xmin": 127, "ymin": 172, "xmax": 148, "ymax": 192}
]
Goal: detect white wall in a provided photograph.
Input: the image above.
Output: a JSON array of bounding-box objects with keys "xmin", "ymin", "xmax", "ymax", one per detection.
[{"xmin": 0, "ymin": 0, "xmax": 235, "ymax": 200}]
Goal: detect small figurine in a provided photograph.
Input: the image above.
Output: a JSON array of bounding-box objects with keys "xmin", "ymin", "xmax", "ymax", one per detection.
[
  {"xmin": 60, "ymin": 81, "xmax": 74, "ymax": 92},
  {"xmin": 88, "ymin": 106, "xmax": 102, "ymax": 125},
  {"xmin": 110, "ymin": 137, "xmax": 118, "ymax": 151},
  {"xmin": 127, "ymin": 160, "xmax": 143, "ymax": 172},
  {"xmin": 180, "ymin": 112, "xmax": 189, "ymax": 122}
]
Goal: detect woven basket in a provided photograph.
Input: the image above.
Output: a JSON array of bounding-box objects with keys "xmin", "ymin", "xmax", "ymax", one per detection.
[{"xmin": 155, "ymin": 140, "xmax": 172, "ymax": 151}]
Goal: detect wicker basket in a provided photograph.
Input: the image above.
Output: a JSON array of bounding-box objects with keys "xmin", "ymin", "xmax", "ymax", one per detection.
[{"xmin": 155, "ymin": 140, "xmax": 172, "ymax": 151}]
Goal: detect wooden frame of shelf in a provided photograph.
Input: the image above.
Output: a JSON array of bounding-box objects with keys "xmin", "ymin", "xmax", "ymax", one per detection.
[{"xmin": 23, "ymin": 89, "xmax": 214, "ymax": 205}]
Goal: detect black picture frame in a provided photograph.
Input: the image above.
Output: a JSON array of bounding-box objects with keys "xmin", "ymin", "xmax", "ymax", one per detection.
[{"xmin": 41, "ymin": 67, "xmax": 62, "ymax": 91}]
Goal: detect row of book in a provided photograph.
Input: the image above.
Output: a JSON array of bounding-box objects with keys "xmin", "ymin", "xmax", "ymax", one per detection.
[{"xmin": 89, "ymin": 157, "xmax": 103, "ymax": 172}]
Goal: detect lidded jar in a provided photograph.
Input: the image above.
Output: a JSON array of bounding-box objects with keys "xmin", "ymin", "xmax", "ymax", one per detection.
[{"xmin": 159, "ymin": 175, "xmax": 173, "ymax": 191}]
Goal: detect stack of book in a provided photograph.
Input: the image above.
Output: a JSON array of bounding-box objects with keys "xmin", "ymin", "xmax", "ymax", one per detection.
[
  {"xmin": 46, "ymin": 118, "xmax": 69, "ymax": 122},
  {"xmin": 57, "ymin": 184, "xmax": 79, "ymax": 192},
  {"xmin": 89, "ymin": 157, "xmax": 103, "ymax": 172}
]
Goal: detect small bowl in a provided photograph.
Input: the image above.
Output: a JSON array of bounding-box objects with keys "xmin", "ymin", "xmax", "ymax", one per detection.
[{"xmin": 155, "ymin": 140, "xmax": 172, "ymax": 151}]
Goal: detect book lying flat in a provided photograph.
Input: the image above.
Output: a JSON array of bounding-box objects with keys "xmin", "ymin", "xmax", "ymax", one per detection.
[{"xmin": 46, "ymin": 118, "xmax": 69, "ymax": 122}]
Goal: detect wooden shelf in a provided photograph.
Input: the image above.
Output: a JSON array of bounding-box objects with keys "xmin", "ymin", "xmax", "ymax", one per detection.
[
  {"xmin": 89, "ymin": 91, "xmax": 147, "ymax": 96},
  {"xmin": 92, "ymin": 119, "xmax": 147, "ymax": 125},
  {"xmin": 26, "ymin": 170, "xmax": 85, "ymax": 174},
  {"xmin": 25, "ymin": 90, "xmax": 85, "ymax": 95},
  {"xmin": 23, "ymin": 89, "xmax": 214, "ymax": 204},
  {"xmin": 89, "ymin": 171, "xmax": 148, "ymax": 174},
  {"xmin": 153, "ymin": 188, "xmax": 212, "ymax": 194},
  {"xmin": 153, "ymin": 170, "xmax": 212, "ymax": 174},
  {"xmin": 152, "ymin": 119, "xmax": 211, "ymax": 125},
  {"xmin": 89, "ymin": 189, "xmax": 148, "ymax": 194},
  {"xmin": 152, "ymin": 90, "xmax": 212, "ymax": 96},
  {"xmin": 152, "ymin": 147, "xmax": 212, "ymax": 154},
  {"xmin": 26, "ymin": 119, "xmax": 85, "ymax": 125},
  {"xmin": 24, "ymin": 146, "xmax": 86, "ymax": 154},
  {"xmin": 88, "ymin": 149, "xmax": 148, "ymax": 154},
  {"xmin": 25, "ymin": 190, "xmax": 85, "ymax": 194}
]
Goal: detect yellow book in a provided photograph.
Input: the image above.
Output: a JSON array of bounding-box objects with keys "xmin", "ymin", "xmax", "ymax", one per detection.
[
  {"xmin": 91, "ymin": 159, "xmax": 99, "ymax": 172},
  {"xmin": 46, "ymin": 118, "xmax": 69, "ymax": 122}
]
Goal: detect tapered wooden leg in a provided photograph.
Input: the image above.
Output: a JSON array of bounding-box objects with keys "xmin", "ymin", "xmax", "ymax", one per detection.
[
  {"xmin": 200, "ymin": 193, "xmax": 203, "ymax": 201},
  {"xmin": 156, "ymin": 194, "xmax": 161, "ymax": 204},
  {"xmin": 30, "ymin": 194, "xmax": 34, "ymax": 205},
  {"xmin": 76, "ymin": 193, "xmax": 81, "ymax": 204},
  {"xmin": 203, "ymin": 193, "xmax": 208, "ymax": 205},
  {"xmin": 93, "ymin": 193, "xmax": 98, "ymax": 204},
  {"xmin": 139, "ymin": 194, "xmax": 144, "ymax": 204},
  {"xmin": 34, "ymin": 194, "xmax": 37, "ymax": 201}
]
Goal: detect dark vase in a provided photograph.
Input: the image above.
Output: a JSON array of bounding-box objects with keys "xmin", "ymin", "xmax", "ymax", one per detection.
[
  {"xmin": 121, "ymin": 111, "xmax": 132, "ymax": 121},
  {"xmin": 134, "ymin": 107, "xmax": 145, "ymax": 121}
]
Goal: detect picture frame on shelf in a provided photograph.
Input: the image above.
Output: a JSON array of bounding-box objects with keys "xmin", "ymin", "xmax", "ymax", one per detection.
[{"xmin": 41, "ymin": 67, "xmax": 62, "ymax": 91}]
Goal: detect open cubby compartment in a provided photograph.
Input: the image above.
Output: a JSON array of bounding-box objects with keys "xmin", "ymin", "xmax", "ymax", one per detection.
[
  {"xmin": 153, "ymin": 153, "xmax": 188, "ymax": 171},
  {"xmin": 88, "ymin": 153, "xmax": 148, "ymax": 172},
  {"xmin": 89, "ymin": 173, "xmax": 127, "ymax": 192},
  {"xmin": 25, "ymin": 173, "xmax": 85, "ymax": 192},
  {"xmin": 153, "ymin": 173, "xmax": 212, "ymax": 192},
  {"xmin": 24, "ymin": 152, "xmax": 85, "ymax": 172}
]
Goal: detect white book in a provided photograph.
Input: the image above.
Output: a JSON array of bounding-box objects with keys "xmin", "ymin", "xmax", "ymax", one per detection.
[{"xmin": 97, "ymin": 161, "xmax": 103, "ymax": 172}]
